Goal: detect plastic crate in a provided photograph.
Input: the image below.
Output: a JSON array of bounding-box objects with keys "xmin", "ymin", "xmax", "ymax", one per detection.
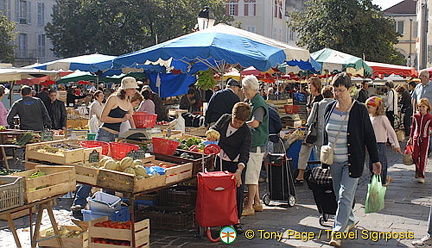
[
  {"xmin": 136, "ymin": 205, "xmax": 194, "ymax": 231},
  {"xmin": 0, "ymin": 176, "xmax": 24, "ymax": 212},
  {"xmin": 87, "ymin": 191, "xmax": 121, "ymax": 213},
  {"xmin": 133, "ymin": 112, "xmax": 157, "ymax": 129},
  {"xmin": 80, "ymin": 140, "xmax": 109, "ymax": 155},
  {"xmin": 152, "ymin": 137, "xmax": 179, "ymax": 156},
  {"xmin": 87, "ymin": 133, "xmax": 96, "ymax": 140},
  {"xmin": 82, "ymin": 206, "xmax": 130, "ymax": 222},
  {"xmin": 284, "ymin": 104, "xmax": 300, "ymax": 114},
  {"xmin": 109, "ymin": 142, "xmax": 139, "ymax": 160}
]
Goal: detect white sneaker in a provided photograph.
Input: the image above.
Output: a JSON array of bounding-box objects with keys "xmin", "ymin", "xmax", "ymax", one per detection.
[
  {"xmin": 413, "ymin": 235, "xmax": 432, "ymax": 246},
  {"xmin": 418, "ymin": 178, "xmax": 425, "ymax": 184},
  {"xmin": 329, "ymin": 238, "xmax": 342, "ymax": 247}
]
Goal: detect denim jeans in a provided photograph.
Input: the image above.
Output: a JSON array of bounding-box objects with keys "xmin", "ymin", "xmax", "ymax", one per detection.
[
  {"xmin": 95, "ymin": 128, "xmax": 118, "ymax": 142},
  {"xmin": 330, "ymin": 161, "xmax": 359, "ymax": 232},
  {"xmin": 73, "ymin": 128, "xmax": 117, "ymax": 207},
  {"xmin": 369, "ymin": 143, "xmax": 387, "ymax": 184}
]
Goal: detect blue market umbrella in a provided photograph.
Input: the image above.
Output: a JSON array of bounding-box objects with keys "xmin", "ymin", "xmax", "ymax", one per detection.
[
  {"xmin": 113, "ymin": 24, "xmax": 312, "ymax": 74},
  {"xmin": 27, "ymin": 53, "xmax": 165, "ymax": 76}
]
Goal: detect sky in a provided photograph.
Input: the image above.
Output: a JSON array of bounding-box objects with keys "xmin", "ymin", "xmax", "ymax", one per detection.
[{"xmin": 372, "ymin": 0, "xmax": 404, "ymax": 10}]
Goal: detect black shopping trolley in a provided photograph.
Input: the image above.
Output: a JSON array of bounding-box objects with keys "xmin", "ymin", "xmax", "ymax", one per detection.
[{"xmin": 262, "ymin": 136, "xmax": 296, "ymax": 207}]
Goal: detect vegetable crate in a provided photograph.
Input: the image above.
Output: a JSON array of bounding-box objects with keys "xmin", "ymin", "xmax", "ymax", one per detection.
[
  {"xmin": 13, "ymin": 165, "xmax": 76, "ymax": 203},
  {"xmin": 96, "ymin": 169, "xmax": 166, "ymax": 194},
  {"xmin": 0, "ymin": 176, "xmax": 24, "ymax": 212},
  {"xmin": 155, "ymin": 150, "xmax": 214, "ymax": 175},
  {"xmin": 74, "ymin": 164, "xmax": 99, "ymax": 186},
  {"xmin": 89, "ymin": 216, "xmax": 150, "ymax": 248},
  {"xmin": 26, "ymin": 139, "xmax": 85, "ymax": 164},
  {"xmin": 39, "ymin": 225, "xmax": 89, "ymax": 248},
  {"xmin": 136, "ymin": 206, "xmax": 194, "ymax": 231}
]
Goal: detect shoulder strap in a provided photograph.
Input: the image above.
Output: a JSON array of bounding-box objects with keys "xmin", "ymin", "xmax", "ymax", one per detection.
[{"xmin": 333, "ymin": 100, "xmax": 355, "ymax": 146}]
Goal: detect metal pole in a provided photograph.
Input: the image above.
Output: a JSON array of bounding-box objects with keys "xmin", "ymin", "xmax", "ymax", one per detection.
[{"xmin": 409, "ymin": 18, "xmax": 413, "ymax": 67}]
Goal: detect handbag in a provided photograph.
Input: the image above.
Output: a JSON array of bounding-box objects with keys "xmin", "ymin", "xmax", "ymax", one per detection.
[
  {"xmin": 396, "ymin": 129, "xmax": 405, "ymax": 142},
  {"xmin": 403, "ymin": 145, "xmax": 414, "ymax": 165},
  {"xmin": 320, "ymin": 101, "xmax": 355, "ymax": 165},
  {"xmin": 304, "ymin": 106, "xmax": 319, "ymax": 145}
]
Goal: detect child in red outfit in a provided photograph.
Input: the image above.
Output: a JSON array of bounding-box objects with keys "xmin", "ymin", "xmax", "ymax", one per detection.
[{"xmin": 408, "ymin": 98, "xmax": 432, "ymax": 183}]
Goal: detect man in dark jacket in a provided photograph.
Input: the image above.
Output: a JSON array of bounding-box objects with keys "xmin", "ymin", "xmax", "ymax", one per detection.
[
  {"xmin": 7, "ymin": 86, "xmax": 51, "ymax": 131},
  {"xmin": 357, "ymin": 80, "xmax": 369, "ymax": 103},
  {"xmin": 36, "ymin": 87, "xmax": 50, "ymax": 109},
  {"xmin": 205, "ymin": 79, "xmax": 241, "ymax": 126},
  {"xmin": 47, "ymin": 89, "xmax": 67, "ymax": 130}
]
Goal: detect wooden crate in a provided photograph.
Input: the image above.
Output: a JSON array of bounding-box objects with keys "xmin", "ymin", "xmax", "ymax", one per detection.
[
  {"xmin": 13, "ymin": 165, "xmax": 76, "ymax": 203},
  {"xmin": 26, "ymin": 139, "xmax": 85, "ymax": 164},
  {"xmin": 184, "ymin": 126, "xmax": 206, "ymax": 137},
  {"xmin": 155, "ymin": 149, "xmax": 214, "ymax": 175},
  {"xmin": 74, "ymin": 164, "xmax": 99, "ymax": 186},
  {"xmin": 0, "ymin": 206, "xmax": 36, "ymax": 220},
  {"xmin": 83, "ymin": 147, "xmax": 103, "ymax": 163},
  {"xmin": 89, "ymin": 216, "xmax": 150, "ymax": 248},
  {"xmin": 96, "ymin": 169, "xmax": 165, "ymax": 194},
  {"xmin": 25, "ymin": 160, "xmax": 44, "ymax": 170},
  {"xmin": 39, "ymin": 225, "xmax": 88, "ymax": 248},
  {"xmin": 164, "ymin": 162, "xmax": 193, "ymax": 184}
]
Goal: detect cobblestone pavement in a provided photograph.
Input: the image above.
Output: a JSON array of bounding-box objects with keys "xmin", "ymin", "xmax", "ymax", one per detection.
[{"xmin": 0, "ymin": 142, "xmax": 430, "ymax": 247}]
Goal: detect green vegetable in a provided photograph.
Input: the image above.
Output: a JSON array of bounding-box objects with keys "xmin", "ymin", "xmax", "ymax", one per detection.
[
  {"xmin": 29, "ymin": 171, "xmax": 45, "ymax": 179},
  {"xmin": 16, "ymin": 132, "xmax": 35, "ymax": 146},
  {"xmin": 196, "ymin": 69, "xmax": 217, "ymax": 90}
]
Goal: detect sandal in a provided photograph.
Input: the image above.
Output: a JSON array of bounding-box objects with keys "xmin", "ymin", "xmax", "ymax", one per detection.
[{"xmin": 294, "ymin": 179, "xmax": 304, "ymax": 186}]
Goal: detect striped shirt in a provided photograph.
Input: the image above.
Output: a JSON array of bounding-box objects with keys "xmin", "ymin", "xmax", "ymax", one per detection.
[{"xmin": 325, "ymin": 109, "xmax": 349, "ymax": 163}]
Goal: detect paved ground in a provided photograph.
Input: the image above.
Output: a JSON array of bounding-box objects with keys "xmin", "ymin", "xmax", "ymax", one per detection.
[{"xmin": 0, "ymin": 141, "xmax": 431, "ymax": 247}]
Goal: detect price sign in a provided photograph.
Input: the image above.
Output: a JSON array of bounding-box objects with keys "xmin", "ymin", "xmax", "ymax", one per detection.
[
  {"xmin": 88, "ymin": 149, "xmax": 100, "ymax": 163},
  {"xmin": 127, "ymin": 149, "xmax": 146, "ymax": 160},
  {"xmin": 41, "ymin": 130, "xmax": 53, "ymax": 141}
]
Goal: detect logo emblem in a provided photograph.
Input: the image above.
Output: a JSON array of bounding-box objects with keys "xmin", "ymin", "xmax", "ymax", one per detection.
[{"xmin": 219, "ymin": 226, "xmax": 237, "ymax": 244}]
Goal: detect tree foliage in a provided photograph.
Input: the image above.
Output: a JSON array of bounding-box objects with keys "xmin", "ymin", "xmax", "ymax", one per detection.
[
  {"xmin": 0, "ymin": 13, "xmax": 16, "ymax": 63},
  {"xmin": 45, "ymin": 0, "xmax": 232, "ymax": 58},
  {"xmin": 288, "ymin": 0, "xmax": 405, "ymax": 65}
]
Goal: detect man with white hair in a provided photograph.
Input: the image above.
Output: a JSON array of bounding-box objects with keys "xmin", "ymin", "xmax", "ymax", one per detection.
[{"xmin": 241, "ymin": 75, "xmax": 269, "ymax": 216}]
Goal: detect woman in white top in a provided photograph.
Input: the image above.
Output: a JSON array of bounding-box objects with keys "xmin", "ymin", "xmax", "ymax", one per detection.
[{"xmin": 88, "ymin": 90, "xmax": 105, "ymax": 133}]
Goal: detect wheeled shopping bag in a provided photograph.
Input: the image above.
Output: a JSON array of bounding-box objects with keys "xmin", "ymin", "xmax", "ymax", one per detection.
[
  {"xmin": 195, "ymin": 170, "xmax": 238, "ymax": 242},
  {"xmin": 305, "ymin": 161, "xmax": 354, "ymax": 226},
  {"xmin": 262, "ymin": 153, "xmax": 296, "ymax": 207}
]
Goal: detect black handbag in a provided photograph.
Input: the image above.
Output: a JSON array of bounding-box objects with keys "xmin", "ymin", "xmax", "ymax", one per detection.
[{"xmin": 304, "ymin": 107, "xmax": 318, "ymax": 144}]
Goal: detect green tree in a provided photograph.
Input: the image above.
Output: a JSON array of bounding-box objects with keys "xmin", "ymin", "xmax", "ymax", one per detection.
[
  {"xmin": 45, "ymin": 0, "xmax": 232, "ymax": 58},
  {"xmin": 288, "ymin": 0, "xmax": 405, "ymax": 65},
  {"xmin": 0, "ymin": 13, "xmax": 16, "ymax": 63}
]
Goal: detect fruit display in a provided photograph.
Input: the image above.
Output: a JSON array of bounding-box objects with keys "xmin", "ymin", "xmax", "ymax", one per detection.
[
  {"xmin": 92, "ymin": 238, "xmax": 131, "ymax": 246},
  {"xmin": 94, "ymin": 220, "xmax": 132, "ymax": 229}
]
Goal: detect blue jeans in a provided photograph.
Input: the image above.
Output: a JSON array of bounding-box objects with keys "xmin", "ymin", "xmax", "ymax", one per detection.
[
  {"xmin": 95, "ymin": 128, "xmax": 118, "ymax": 142},
  {"xmin": 73, "ymin": 128, "xmax": 117, "ymax": 207},
  {"xmin": 369, "ymin": 143, "xmax": 387, "ymax": 184},
  {"xmin": 330, "ymin": 161, "xmax": 359, "ymax": 232}
]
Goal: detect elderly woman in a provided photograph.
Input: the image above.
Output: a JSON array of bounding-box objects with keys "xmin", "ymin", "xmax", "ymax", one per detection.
[
  {"xmin": 324, "ymin": 73, "xmax": 381, "ymax": 247},
  {"xmin": 241, "ymin": 75, "xmax": 269, "ymax": 216},
  {"xmin": 210, "ymin": 102, "xmax": 251, "ymax": 234},
  {"xmin": 295, "ymin": 86, "xmax": 334, "ymax": 185}
]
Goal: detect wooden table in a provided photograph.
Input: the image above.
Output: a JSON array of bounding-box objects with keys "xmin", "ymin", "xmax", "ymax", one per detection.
[{"xmin": 0, "ymin": 196, "xmax": 64, "ymax": 248}]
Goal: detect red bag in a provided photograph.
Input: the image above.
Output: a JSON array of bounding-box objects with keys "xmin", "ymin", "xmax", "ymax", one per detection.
[
  {"xmin": 195, "ymin": 171, "xmax": 238, "ymax": 227},
  {"xmin": 403, "ymin": 145, "xmax": 414, "ymax": 165}
]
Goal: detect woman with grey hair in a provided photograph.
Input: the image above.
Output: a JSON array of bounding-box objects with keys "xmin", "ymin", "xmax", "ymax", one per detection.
[
  {"xmin": 323, "ymin": 72, "xmax": 381, "ymax": 247},
  {"xmin": 241, "ymin": 75, "xmax": 269, "ymax": 216}
]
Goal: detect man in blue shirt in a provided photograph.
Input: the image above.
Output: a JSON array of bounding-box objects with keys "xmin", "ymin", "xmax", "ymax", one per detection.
[{"xmin": 412, "ymin": 70, "xmax": 432, "ymax": 109}]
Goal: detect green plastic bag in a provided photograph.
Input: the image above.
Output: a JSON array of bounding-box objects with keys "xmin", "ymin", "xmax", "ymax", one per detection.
[{"xmin": 365, "ymin": 175, "xmax": 386, "ymax": 213}]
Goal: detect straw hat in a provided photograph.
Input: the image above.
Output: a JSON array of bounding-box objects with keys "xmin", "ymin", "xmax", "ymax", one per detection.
[{"xmin": 119, "ymin": 77, "xmax": 139, "ymax": 89}]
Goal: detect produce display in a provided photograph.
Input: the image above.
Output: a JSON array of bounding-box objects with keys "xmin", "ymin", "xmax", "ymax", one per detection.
[
  {"xmin": 36, "ymin": 143, "xmax": 80, "ymax": 156},
  {"xmin": 16, "ymin": 132, "xmax": 41, "ymax": 146},
  {"xmin": 42, "ymin": 226, "xmax": 85, "ymax": 239},
  {"xmin": 177, "ymin": 137, "xmax": 204, "ymax": 151},
  {"xmin": 92, "ymin": 238, "xmax": 130, "ymax": 246},
  {"xmin": 94, "ymin": 220, "xmax": 132, "ymax": 229}
]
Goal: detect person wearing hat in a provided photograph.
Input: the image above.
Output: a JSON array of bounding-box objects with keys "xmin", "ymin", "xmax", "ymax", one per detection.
[
  {"xmin": 205, "ymin": 78, "xmax": 241, "ymax": 127},
  {"xmin": 71, "ymin": 77, "xmax": 138, "ymax": 214}
]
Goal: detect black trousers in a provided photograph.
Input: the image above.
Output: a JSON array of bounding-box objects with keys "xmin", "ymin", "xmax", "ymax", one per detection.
[
  {"xmin": 386, "ymin": 111, "xmax": 395, "ymax": 128},
  {"xmin": 215, "ymin": 158, "xmax": 245, "ymax": 220},
  {"xmin": 403, "ymin": 108, "xmax": 413, "ymax": 136}
]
